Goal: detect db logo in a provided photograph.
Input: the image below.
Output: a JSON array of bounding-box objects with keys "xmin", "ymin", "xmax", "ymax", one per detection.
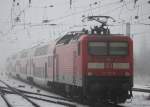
[{"xmin": 105, "ymin": 63, "xmax": 112, "ymax": 68}]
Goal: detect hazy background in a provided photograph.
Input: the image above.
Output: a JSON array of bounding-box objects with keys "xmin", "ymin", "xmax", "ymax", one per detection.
[{"xmin": 0, "ymin": 0, "xmax": 150, "ymax": 85}]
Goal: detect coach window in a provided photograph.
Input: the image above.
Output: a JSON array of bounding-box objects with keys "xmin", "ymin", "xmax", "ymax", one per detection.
[
  {"xmin": 48, "ymin": 56, "xmax": 53, "ymax": 67},
  {"xmin": 34, "ymin": 45, "xmax": 48, "ymax": 56},
  {"xmin": 20, "ymin": 51, "xmax": 28, "ymax": 58},
  {"xmin": 12, "ymin": 54, "xmax": 17, "ymax": 60}
]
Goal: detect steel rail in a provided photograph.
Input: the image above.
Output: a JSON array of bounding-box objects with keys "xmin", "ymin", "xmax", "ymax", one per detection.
[
  {"xmin": 0, "ymin": 88, "xmax": 13, "ymax": 107},
  {"xmin": 92, "ymin": 101, "xmax": 124, "ymax": 107},
  {"xmin": 0, "ymin": 94, "xmax": 13, "ymax": 107},
  {"xmin": 1, "ymin": 88, "xmax": 76, "ymax": 107},
  {"xmin": 23, "ymin": 94, "xmax": 76, "ymax": 107},
  {"xmin": 0, "ymin": 80, "xmax": 40, "ymax": 107},
  {"xmin": 0, "ymin": 86, "xmax": 73, "ymax": 102},
  {"xmin": 1, "ymin": 84, "xmax": 125, "ymax": 107},
  {"xmin": 132, "ymin": 88, "xmax": 150, "ymax": 93}
]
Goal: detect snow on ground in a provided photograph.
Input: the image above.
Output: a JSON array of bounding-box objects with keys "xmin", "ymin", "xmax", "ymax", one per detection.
[
  {"xmin": 0, "ymin": 74, "xmax": 88, "ymax": 107},
  {"xmin": 0, "ymin": 97, "xmax": 8, "ymax": 107},
  {"xmin": 134, "ymin": 84, "xmax": 150, "ymax": 90},
  {"xmin": 5, "ymin": 94, "xmax": 33, "ymax": 107},
  {"xmin": 0, "ymin": 75, "xmax": 58, "ymax": 97},
  {"xmin": 120, "ymin": 92, "xmax": 150, "ymax": 107},
  {"xmin": 1, "ymin": 74, "xmax": 150, "ymax": 107}
]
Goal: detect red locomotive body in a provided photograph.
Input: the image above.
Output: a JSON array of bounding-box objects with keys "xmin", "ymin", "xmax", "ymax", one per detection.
[
  {"xmin": 7, "ymin": 32, "xmax": 133, "ymax": 103},
  {"xmin": 81, "ymin": 35, "xmax": 133, "ymax": 102}
]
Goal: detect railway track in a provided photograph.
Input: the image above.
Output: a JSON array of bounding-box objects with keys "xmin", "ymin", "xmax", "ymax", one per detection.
[
  {"xmin": 0, "ymin": 79, "xmax": 76, "ymax": 107},
  {"xmin": 2, "ymin": 89, "xmax": 76, "ymax": 107},
  {"xmin": 90, "ymin": 101, "xmax": 125, "ymax": 107},
  {"xmin": 132, "ymin": 88, "xmax": 150, "ymax": 93},
  {"xmin": 0, "ymin": 88, "xmax": 13, "ymax": 107},
  {"xmin": 3, "ymin": 78, "xmax": 145, "ymax": 107},
  {"xmin": 0, "ymin": 79, "xmax": 40, "ymax": 107},
  {"xmin": 0, "ymin": 82, "xmax": 125, "ymax": 107},
  {"xmin": 0, "ymin": 85, "xmax": 73, "ymax": 102}
]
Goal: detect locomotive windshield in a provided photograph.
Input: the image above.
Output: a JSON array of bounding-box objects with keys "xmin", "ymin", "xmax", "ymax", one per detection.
[
  {"xmin": 88, "ymin": 42, "xmax": 128, "ymax": 56},
  {"xmin": 88, "ymin": 42, "xmax": 107, "ymax": 55},
  {"xmin": 109, "ymin": 42, "xmax": 128, "ymax": 55}
]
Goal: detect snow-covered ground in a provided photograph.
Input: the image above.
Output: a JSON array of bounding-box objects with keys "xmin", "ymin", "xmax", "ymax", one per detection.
[
  {"xmin": 0, "ymin": 74, "xmax": 87, "ymax": 107},
  {"xmin": 120, "ymin": 92, "xmax": 150, "ymax": 107},
  {"xmin": 0, "ymin": 74, "xmax": 150, "ymax": 107},
  {"xmin": 134, "ymin": 84, "xmax": 150, "ymax": 90}
]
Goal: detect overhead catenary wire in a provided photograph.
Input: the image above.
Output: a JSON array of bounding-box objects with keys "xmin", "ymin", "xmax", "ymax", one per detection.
[
  {"xmin": 35, "ymin": 0, "xmax": 146, "ymax": 23},
  {"xmin": 45, "ymin": 1, "xmax": 132, "ymax": 29},
  {"xmin": 1, "ymin": 0, "xmax": 123, "ymax": 38},
  {"xmin": 39, "ymin": 0, "xmax": 122, "ymax": 23},
  {"xmin": 1, "ymin": 0, "xmax": 149, "ymax": 41},
  {"xmin": 0, "ymin": 1, "xmax": 130, "ymax": 30},
  {"xmin": 0, "ymin": 0, "xmax": 30, "ymax": 37}
]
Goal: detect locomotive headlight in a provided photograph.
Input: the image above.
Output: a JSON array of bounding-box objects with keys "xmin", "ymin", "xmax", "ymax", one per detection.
[
  {"xmin": 113, "ymin": 63, "xmax": 129, "ymax": 69},
  {"xmin": 88, "ymin": 63, "xmax": 104, "ymax": 69}
]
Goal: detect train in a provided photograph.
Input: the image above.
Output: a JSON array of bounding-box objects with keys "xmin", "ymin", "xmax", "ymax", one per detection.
[{"xmin": 6, "ymin": 16, "xmax": 133, "ymax": 104}]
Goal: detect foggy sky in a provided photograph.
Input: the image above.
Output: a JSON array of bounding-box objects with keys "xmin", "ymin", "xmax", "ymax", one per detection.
[{"xmin": 0, "ymin": 0, "xmax": 150, "ymax": 85}]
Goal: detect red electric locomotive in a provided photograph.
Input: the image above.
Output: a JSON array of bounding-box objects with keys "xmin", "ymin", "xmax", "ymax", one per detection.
[
  {"xmin": 54, "ymin": 32, "xmax": 133, "ymax": 103},
  {"xmin": 7, "ymin": 16, "xmax": 133, "ymax": 104}
]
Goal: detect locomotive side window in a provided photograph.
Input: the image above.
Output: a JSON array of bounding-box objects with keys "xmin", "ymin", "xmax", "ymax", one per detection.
[
  {"xmin": 88, "ymin": 42, "xmax": 107, "ymax": 55},
  {"xmin": 109, "ymin": 42, "xmax": 128, "ymax": 56}
]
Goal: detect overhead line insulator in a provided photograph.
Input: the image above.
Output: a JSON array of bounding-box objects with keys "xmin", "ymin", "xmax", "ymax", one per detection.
[
  {"xmin": 70, "ymin": 0, "xmax": 72, "ymax": 8},
  {"xmin": 29, "ymin": 0, "xmax": 31, "ymax": 4},
  {"xmin": 135, "ymin": 16, "xmax": 139, "ymax": 19}
]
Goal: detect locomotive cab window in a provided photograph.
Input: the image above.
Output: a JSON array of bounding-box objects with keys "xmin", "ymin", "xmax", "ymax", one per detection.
[
  {"xmin": 88, "ymin": 41, "xmax": 128, "ymax": 56},
  {"xmin": 56, "ymin": 34, "xmax": 75, "ymax": 45},
  {"xmin": 88, "ymin": 42, "xmax": 107, "ymax": 55},
  {"xmin": 109, "ymin": 42, "xmax": 128, "ymax": 56}
]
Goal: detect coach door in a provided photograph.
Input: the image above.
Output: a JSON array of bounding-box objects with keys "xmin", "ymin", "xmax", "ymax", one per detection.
[
  {"xmin": 54, "ymin": 54, "xmax": 59, "ymax": 82},
  {"xmin": 29, "ymin": 58, "xmax": 33, "ymax": 76},
  {"xmin": 73, "ymin": 51, "xmax": 77, "ymax": 85},
  {"xmin": 44, "ymin": 62, "xmax": 48, "ymax": 79},
  {"xmin": 26, "ymin": 59, "xmax": 30, "ymax": 76}
]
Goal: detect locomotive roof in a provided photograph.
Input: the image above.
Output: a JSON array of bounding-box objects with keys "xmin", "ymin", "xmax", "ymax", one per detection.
[{"xmin": 9, "ymin": 32, "xmax": 131, "ymax": 61}]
